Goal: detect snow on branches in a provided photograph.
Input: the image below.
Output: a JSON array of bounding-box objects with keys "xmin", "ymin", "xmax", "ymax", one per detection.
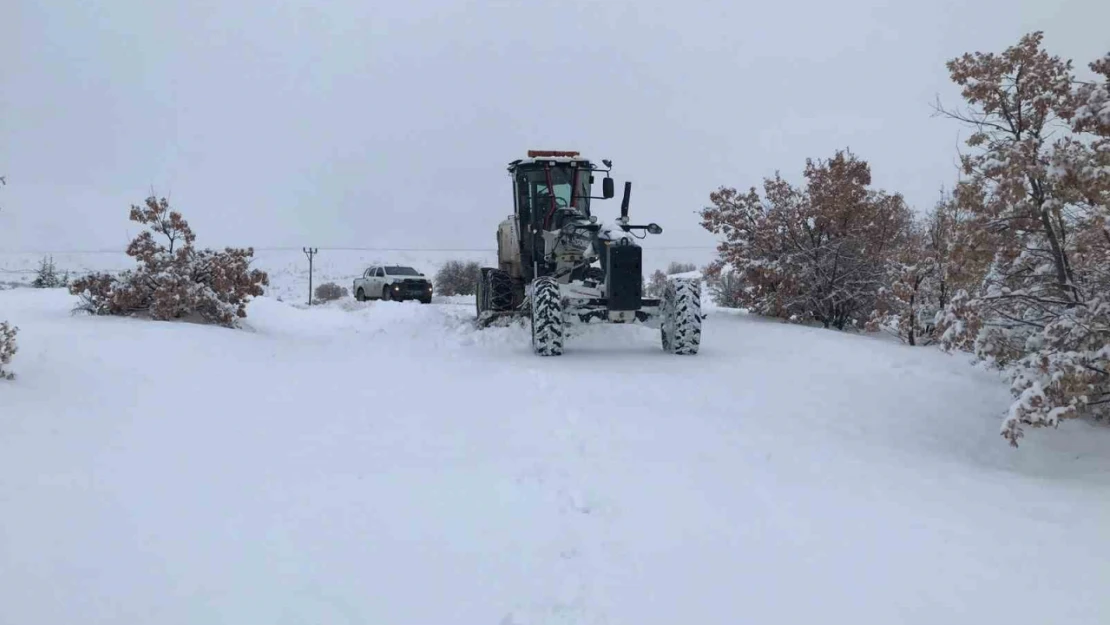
[
  {"xmin": 867, "ymin": 219, "xmax": 937, "ymax": 345},
  {"xmin": 68, "ymin": 196, "xmax": 269, "ymax": 328},
  {"xmin": 31, "ymin": 256, "xmax": 66, "ymax": 288},
  {"xmin": 0, "ymin": 321, "xmax": 17, "ymax": 380},
  {"xmin": 934, "ymin": 32, "xmax": 1110, "ymax": 446},
  {"xmin": 865, "ymin": 187, "xmax": 991, "ymax": 346},
  {"xmin": 702, "ymin": 260, "xmax": 746, "ymax": 309},
  {"xmin": 700, "ymin": 149, "xmax": 913, "ymax": 330}
]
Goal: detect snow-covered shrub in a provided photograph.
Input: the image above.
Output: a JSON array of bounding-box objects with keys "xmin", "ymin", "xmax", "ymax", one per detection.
[
  {"xmin": 645, "ymin": 269, "xmax": 668, "ymax": 297},
  {"xmin": 700, "ymin": 149, "xmax": 913, "ymax": 330},
  {"xmin": 0, "ymin": 320, "xmax": 16, "ymax": 380},
  {"xmin": 434, "ymin": 260, "xmax": 481, "ymax": 296},
  {"xmin": 702, "ymin": 260, "xmax": 746, "ymax": 309},
  {"xmin": 647, "ymin": 263, "xmax": 705, "ymax": 299},
  {"xmin": 314, "ymin": 282, "xmax": 348, "ymax": 302},
  {"xmin": 932, "ymin": 33, "xmax": 1110, "ymax": 446},
  {"xmin": 666, "ymin": 261, "xmax": 696, "ymax": 275},
  {"xmin": 0, "ymin": 178, "xmax": 17, "ymax": 380},
  {"xmin": 68, "ymin": 196, "xmax": 269, "ymax": 328}
]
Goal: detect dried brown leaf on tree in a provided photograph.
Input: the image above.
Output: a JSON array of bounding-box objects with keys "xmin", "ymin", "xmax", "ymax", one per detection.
[
  {"xmin": 934, "ymin": 33, "xmax": 1110, "ymax": 445},
  {"xmin": 701, "ymin": 149, "xmax": 914, "ymax": 331},
  {"xmin": 68, "ymin": 196, "xmax": 269, "ymax": 328}
]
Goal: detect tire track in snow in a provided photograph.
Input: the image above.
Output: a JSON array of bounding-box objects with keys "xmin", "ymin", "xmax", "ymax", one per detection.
[{"xmin": 502, "ymin": 371, "xmax": 617, "ymax": 625}]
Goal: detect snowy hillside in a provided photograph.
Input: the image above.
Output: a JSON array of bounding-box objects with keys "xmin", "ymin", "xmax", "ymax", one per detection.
[
  {"xmin": 0, "ymin": 246, "xmax": 719, "ymax": 302},
  {"xmin": 2, "ymin": 286, "xmax": 1108, "ymax": 625}
]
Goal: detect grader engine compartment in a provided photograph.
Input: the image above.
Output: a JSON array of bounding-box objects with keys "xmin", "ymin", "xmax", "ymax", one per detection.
[{"xmin": 603, "ymin": 242, "xmax": 642, "ymax": 312}]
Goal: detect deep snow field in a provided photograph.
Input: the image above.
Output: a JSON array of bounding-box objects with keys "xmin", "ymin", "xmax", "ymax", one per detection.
[{"xmin": 2, "ymin": 272, "xmax": 1110, "ymax": 624}]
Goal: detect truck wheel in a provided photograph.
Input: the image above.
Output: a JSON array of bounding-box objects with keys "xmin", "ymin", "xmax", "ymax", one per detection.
[
  {"xmin": 381, "ymin": 286, "xmax": 392, "ymax": 301},
  {"xmin": 530, "ymin": 276, "xmax": 564, "ymax": 356},
  {"xmin": 356, "ymin": 288, "xmax": 366, "ymax": 302},
  {"xmin": 661, "ymin": 277, "xmax": 701, "ymax": 355}
]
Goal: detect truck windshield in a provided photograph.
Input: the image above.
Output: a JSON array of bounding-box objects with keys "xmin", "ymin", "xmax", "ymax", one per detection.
[{"xmin": 385, "ymin": 266, "xmax": 420, "ymax": 276}]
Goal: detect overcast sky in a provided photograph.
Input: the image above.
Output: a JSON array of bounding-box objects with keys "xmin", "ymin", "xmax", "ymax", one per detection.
[{"xmin": 2, "ymin": 0, "xmax": 1107, "ymax": 254}]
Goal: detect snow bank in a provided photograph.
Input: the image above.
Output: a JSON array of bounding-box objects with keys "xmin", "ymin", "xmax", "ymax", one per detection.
[{"xmin": 1, "ymin": 288, "xmax": 1108, "ymax": 625}]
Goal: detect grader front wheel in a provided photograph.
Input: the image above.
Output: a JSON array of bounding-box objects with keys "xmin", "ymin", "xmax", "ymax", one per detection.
[
  {"xmin": 661, "ymin": 277, "xmax": 702, "ymax": 355},
  {"xmin": 530, "ymin": 276, "xmax": 564, "ymax": 356}
]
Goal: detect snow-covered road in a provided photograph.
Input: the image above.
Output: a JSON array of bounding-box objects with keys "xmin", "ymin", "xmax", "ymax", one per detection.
[{"xmin": 2, "ymin": 288, "xmax": 1108, "ymax": 624}]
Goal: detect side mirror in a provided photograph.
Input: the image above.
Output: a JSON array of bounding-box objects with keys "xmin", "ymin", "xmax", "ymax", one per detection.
[
  {"xmin": 602, "ymin": 177, "xmax": 615, "ymax": 199},
  {"xmin": 647, "ymin": 223, "xmax": 662, "ymax": 234}
]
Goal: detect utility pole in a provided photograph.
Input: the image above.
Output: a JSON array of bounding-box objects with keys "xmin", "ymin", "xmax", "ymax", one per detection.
[{"xmin": 303, "ymin": 247, "xmax": 318, "ymax": 305}]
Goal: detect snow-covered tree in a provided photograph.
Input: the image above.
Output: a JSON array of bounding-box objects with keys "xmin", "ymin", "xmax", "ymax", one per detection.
[
  {"xmin": 868, "ymin": 219, "xmax": 937, "ymax": 345},
  {"xmin": 645, "ymin": 269, "xmax": 668, "ymax": 297},
  {"xmin": 700, "ymin": 149, "xmax": 913, "ymax": 330},
  {"xmin": 934, "ymin": 33, "xmax": 1110, "ymax": 446},
  {"xmin": 68, "ymin": 196, "xmax": 269, "ymax": 327},
  {"xmin": 31, "ymin": 255, "xmax": 64, "ymax": 288},
  {"xmin": 866, "ymin": 187, "xmax": 990, "ymax": 345}
]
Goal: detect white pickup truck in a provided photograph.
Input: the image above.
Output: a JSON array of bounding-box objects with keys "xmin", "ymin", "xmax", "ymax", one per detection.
[{"xmin": 352, "ymin": 264, "xmax": 433, "ymax": 303}]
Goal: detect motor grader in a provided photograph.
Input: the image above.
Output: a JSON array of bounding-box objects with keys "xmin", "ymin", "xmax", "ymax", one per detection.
[{"xmin": 476, "ymin": 150, "xmax": 701, "ymax": 356}]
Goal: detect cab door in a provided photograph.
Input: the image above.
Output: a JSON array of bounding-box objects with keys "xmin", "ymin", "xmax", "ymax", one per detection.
[
  {"xmin": 357, "ymin": 268, "xmax": 375, "ymax": 299},
  {"xmin": 372, "ymin": 266, "xmax": 386, "ymax": 297}
]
